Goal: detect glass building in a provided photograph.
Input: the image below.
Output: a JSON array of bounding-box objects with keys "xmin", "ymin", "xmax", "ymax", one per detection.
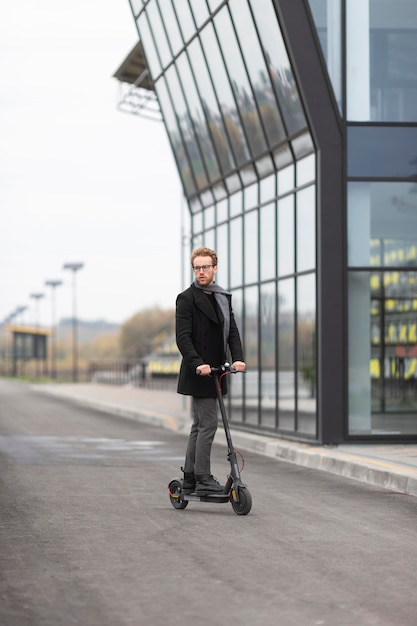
[{"xmin": 116, "ymin": 0, "xmax": 417, "ymax": 444}]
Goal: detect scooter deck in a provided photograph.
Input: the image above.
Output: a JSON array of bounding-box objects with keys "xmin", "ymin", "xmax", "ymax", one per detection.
[{"xmin": 183, "ymin": 492, "xmax": 230, "ymax": 503}]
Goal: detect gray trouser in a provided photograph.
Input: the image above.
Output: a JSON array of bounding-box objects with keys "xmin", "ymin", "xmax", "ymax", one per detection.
[{"xmin": 184, "ymin": 397, "xmax": 218, "ymax": 476}]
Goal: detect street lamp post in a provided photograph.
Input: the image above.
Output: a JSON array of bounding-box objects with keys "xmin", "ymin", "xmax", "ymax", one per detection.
[
  {"xmin": 30, "ymin": 292, "xmax": 44, "ymax": 378},
  {"xmin": 63, "ymin": 263, "xmax": 84, "ymax": 382},
  {"xmin": 45, "ymin": 280, "xmax": 62, "ymax": 380}
]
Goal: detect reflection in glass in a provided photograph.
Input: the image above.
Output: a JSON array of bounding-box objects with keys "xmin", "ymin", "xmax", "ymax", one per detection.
[
  {"xmin": 260, "ymin": 202, "xmax": 276, "ymax": 281},
  {"xmin": 214, "ymin": 8, "xmax": 267, "ymax": 158},
  {"xmin": 229, "ymin": 0, "xmax": 286, "ymax": 149},
  {"xmin": 249, "ymin": 0, "xmax": 307, "ymax": 135},
  {"xmin": 278, "ymin": 278, "xmax": 295, "ymax": 431},
  {"xmin": 200, "ymin": 24, "xmax": 251, "ymax": 166},
  {"xmin": 347, "ymin": 0, "xmax": 417, "ymax": 122},
  {"xmin": 348, "ymin": 182, "xmax": 417, "ymax": 268},
  {"xmin": 176, "ymin": 52, "xmax": 220, "ymax": 183},
  {"xmin": 188, "ymin": 39, "xmax": 236, "ymax": 176},
  {"xmin": 244, "ymin": 209, "xmax": 258, "ymax": 285},
  {"xmin": 296, "ymin": 186, "xmax": 316, "ymax": 272},
  {"xmin": 307, "ymin": 0, "xmax": 342, "ymax": 112},
  {"xmin": 278, "ymin": 194, "xmax": 294, "ymax": 277},
  {"xmin": 155, "ymin": 79, "xmax": 196, "ymax": 197},
  {"xmin": 165, "ymin": 65, "xmax": 209, "ymax": 192},
  {"xmin": 297, "ymin": 273, "xmax": 317, "ymax": 436},
  {"xmin": 230, "ymin": 216, "xmax": 243, "ymax": 287},
  {"xmin": 260, "ymin": 282, "xmax": 277, "ymax": 428}
]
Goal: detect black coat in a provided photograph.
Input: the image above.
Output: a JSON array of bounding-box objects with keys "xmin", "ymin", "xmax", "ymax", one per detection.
[{"xmin": 176, "ymin": 284, "xmax": 244, "ymax": 398}]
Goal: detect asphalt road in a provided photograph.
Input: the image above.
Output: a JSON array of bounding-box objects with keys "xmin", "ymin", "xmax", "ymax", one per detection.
[{"xmin": 1, "ymin": 378, "xmax": 416, "ymax": 626}]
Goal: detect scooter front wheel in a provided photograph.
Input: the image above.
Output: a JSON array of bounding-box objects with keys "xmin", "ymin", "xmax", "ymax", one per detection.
[
  {"xmin": 230, "ymin": 486, "xmax": 252, "ymax": 516},
  {"xmin": 168, "ymin": 479, "xmax": 188, "ymax": 510}
]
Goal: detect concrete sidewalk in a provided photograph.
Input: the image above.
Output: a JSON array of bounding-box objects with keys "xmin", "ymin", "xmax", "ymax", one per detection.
[{"xmin": 33, "ymin": 382, "xmax": 417, "ymax": 497}]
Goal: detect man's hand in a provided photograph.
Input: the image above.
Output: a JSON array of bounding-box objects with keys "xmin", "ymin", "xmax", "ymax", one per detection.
[
  {"xmin": 196, "ymin": 364, "xmax": 211, "ymax": 376},
  {"xmin": 232, "ymin": 361, "xmax": 246, "ymax": 372}
]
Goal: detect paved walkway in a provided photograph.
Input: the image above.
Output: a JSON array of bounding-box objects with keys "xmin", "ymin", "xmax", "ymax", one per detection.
[{"xmin": 33, "ymin": 382, "xmax": 417, "ymax": 497}]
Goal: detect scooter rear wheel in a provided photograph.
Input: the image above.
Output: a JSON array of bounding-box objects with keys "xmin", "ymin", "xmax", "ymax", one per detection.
[
  {"xmin": 230, "ymin": 487, "xmax": 252, "ymax": 516},
  {"xmin": 168, "ymin": 479, "xmax": 188, "ymax": 510}
]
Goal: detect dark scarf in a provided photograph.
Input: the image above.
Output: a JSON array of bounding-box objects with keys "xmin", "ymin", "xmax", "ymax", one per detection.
[{"xmin": 193, "ymin": 280, "xmax": 230, "ymax": 352}]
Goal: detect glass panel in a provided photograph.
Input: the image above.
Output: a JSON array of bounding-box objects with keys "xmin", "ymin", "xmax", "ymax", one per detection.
[
  {"xmin": 296, "ymin": 154, "xmax": 316, "ymax": 187},
  {"xmin": 244, "ymin": 209, "xmax": 259, "ymax": 285},
  {"xmin": 348, "ymin": 126, "xmax": 417, "ymax": 179},
  {"xmin": 255, "ymin": 155, "xmax": 274, "ymax": 179},
  {"xmin": 292, "ymin": 131, "xmax": 315, "ymax": 159},
  {"xmin": 260, "ymin": 282, "xmax": 277, "ymax": 428},
  {"xmin": 244, "ymin": 285, "xmax": 260, "ymax": 426},
  {"xmin": 296, "ymin": 185, "xmax": 316, "ymax": 272},
  {"xmin": 348, "ymin": 182, "xmax": 417, "ymax": 268},
  {"xmin": 230, "ymin": 190, "xmax": 243, "ymax": 217},
  {"xmin": 137, "ymin": 12, "xmax": 161, "ymax": 79},
  {"xmin": 260, "ymin": 174, "xmax": 276, "ymax": 204},
  {"xmin": 214, "ymin": 8, "xmax": 267, "ymax": 158},
  {"xmin": 204, "ymin": 205, "xmax": 215, "ymax": 230},
  {"xmin": 207, "ymin": 0, "xmax": 223, "ymax": 12},
  {"xmin": 225, "ymin": 174, "xmax": 242, "ymax": 195},
  {"xmin": 229, "ymin": 288, "xmax": 244, "ymax": 424},
  {"xmin": 146, "ymin": 0, "xmax": 172, "ymax": 70},
  {"xmin": 260, "ymin": 202, "xmax": 276, "ymax": 281},
  {"xmin": 244, "ymin": 183, "xmax": 258, "ymax": 211},
  {"xmin": 249, "ymin": 0, "xmax": 307, "ymax": 135},
  {"xmin": 175, "ymin": 1, "xmax": 197, "ymax": 44},
  {"xmin": 347, "ymin": 0, "xmax": 417, "ymax": 122},
  {"xmin": 176, "ymin": 52, "xmax": 220, "ymax": 183},
  {"xmin": 278, "ymin": 163, "xmax": 295, "ymax": 196},
  {"xmin": 188, "ymin": 38, "xmax": 236, "ymax": 175},
  {"xmin": 297, "ymin": 273, "xmax": 317, "ymax": 436},
  {"xmin": 193, "ymin": 211, "xmax": 203, "ymax": 234},
  {"xmin": 217, "ymin": 198, "xmax": 228, "ymax": 223},
  {"xmin": 229, "ymin": 0, "xmax": 287, "ymax": 149},
  {"xmin": 204, "ymin": 228, "xmax": 215, "ymax": 251},
  {"xmin": 165, "ymin": 66, "xmax": 209, "ymax": 191},
  {"xmin": 155, "ymin": 79, "xmax": 196, "ymax": 196},
  {"xmin": 367, "ymin": 270, "xmax": 417, "ymax": 434},
  {"xmin": 130, "ymin": 0, "xmax": 143, "ymax": 18},
  {"xmin": 200, "ymin": 24, "xmax": 251, "ymax": 166},
  {"xmin": 216, "ymin": 222, "xmax": 229, "ymax": 288},
  {"xmin": 230, "ymin": 216, "xmax": 243, "ymax": 287},
  {"xmin": 189, "ymin": 0, "xmax": 210, "ymax": 27},
  {"xmin": 273, "ymin": 144, "xmax": 293, "ymax": 170},
  {"xmin": 307, "ymin": 0, "xmax": 343, "ymax": 113},
  {"xmin": 278, "ymin": 278, "xmax": 295, "ymax": 431},
  {"xmin": 278, "ymin": 194, "xmax": 295, "ymax": 277},
  {"xmin": 157, "ymin": 0, "xmax": 184, "ymax": 56}
]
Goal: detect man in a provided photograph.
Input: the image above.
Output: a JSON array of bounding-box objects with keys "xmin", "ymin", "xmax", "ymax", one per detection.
[{"xmin": 176, "ymin": 246, "xmax": 246, "ymax": 495}]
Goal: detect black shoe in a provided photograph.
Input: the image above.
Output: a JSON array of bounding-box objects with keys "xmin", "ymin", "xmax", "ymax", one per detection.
[
  {"xmin": 195, "ymin": 474, "xmax": 224, "ymax": 494},
  {"xmin": 181, "ymin": 467, "xmax": 196, "ymax": 494}
]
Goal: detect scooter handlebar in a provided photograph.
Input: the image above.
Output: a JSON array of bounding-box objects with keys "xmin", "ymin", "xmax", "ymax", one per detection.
[{"xmin": 195, "ymin": 363, "xmax": 246, "ymax": 375}]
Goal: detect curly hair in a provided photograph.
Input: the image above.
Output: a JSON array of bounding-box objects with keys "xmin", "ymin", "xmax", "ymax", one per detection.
[{"xmin": 190, "ymin": 247, "xmax": 218, "ymax": 267}]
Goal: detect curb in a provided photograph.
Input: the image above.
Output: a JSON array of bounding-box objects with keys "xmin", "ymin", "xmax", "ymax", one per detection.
[{"xmin": 33, "ymin": 385, "xmax": 417, "ymax": 497}]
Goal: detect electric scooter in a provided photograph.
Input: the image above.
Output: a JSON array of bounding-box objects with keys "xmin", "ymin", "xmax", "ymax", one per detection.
[{"xmin": 168, "ymin": 363, "xmax": 252, "ymax": 516}]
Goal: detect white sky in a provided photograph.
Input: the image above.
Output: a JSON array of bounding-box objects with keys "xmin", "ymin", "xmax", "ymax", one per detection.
[{"xmin": 0, "ymin": 0, "xmax": 184, "ymax": 327}]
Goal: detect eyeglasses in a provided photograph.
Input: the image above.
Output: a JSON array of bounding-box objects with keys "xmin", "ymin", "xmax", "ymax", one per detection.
[{"xmin": 193, "ymin": 265, "xmax": 213, "ymax": 272}]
